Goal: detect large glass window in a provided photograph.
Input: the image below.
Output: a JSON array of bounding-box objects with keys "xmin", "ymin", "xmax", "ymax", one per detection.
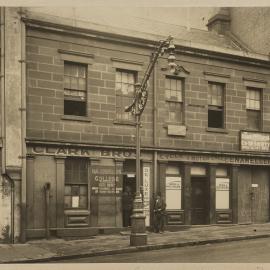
[
  {"xmin": 115, "ymin": 70, "xmax": 136, "ymax": 121},
  {"xmin": 208, "ymin": 82, "xmax": 224, "ymax": 128},
  {"xmin": 165, "ymin": 165, "xmax": 182, "ymax": 210},
  {"xmin": 215, "ymin": 167, "xmax": 230, "ymax": 209},
  {"xmin": 64, "ymin": 61, "xmax": 87, "ymax": 116},
  {"xmin": 165, "ymin": 77, "xmax": 184, "ymax": 123},
  {"xmin": 64, "ymin": 158, "xmax": 88, "ymax": 209},
  {"xmin": 246, "ymin": 87, "xmax": 261, "ymax": 130}
]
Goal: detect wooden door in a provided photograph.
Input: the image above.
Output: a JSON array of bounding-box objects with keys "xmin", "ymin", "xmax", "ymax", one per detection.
[{"xmin": 191, "ymin": 178, "xmax": 209, "ymax": 224}]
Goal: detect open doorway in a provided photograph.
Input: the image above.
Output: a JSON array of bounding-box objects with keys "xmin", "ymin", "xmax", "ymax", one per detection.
[{"xmin": 122, "ymin": 174, "xmax": 136, "ymax": 227}]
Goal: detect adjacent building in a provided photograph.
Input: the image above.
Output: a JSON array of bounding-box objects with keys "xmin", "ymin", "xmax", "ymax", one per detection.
[{"xmin": 0, "ymin": 7, "xmax": 270, "ymax": 242}]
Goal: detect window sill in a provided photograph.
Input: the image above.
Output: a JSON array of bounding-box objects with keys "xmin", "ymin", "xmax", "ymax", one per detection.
[
  {"xmin": 64, "ymin": 209, "xmax": 90, "ymax": 215},
  {"xmin": 113, "ymin": 120, "xmax": 136, "ymax": 126},
  {"xmin": 61, "ymin": 115, "xmax": 92, "ymax": 122},
  {"xmin": 206, "ymin": 127, "xmax": 228, "ymax": 134}
]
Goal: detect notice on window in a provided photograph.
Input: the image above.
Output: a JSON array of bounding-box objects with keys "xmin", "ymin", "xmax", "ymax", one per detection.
[
  {"xmin": 72, "ymin": 196, "xmax": 79, "ymax": 208},
  {"xmin": 166, "ymin": 176, "xmax": 181, "ymax": 210}
]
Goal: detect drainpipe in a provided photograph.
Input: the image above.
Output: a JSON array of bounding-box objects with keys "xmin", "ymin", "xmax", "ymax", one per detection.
[
  {"xmin": 2, "ymin": 173, "xmax": 14, "ymax": 243},
  {"xmin": 20, "ymin": 7, "xmax": 27, "ymax": 243},
  {"xmin": 0, "ymin": 7, "xmax": 15, "ymax": 244}
]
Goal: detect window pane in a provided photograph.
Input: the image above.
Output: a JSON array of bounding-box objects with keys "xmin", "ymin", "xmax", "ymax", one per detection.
[
  {"xmin": 208, "ymin": 109, "xmax": 223, "ymax": 128},
  {"xmin": 216, "ymin": 178, "xmax": 230, "ymax": 209},
  {"xmin": 247, "ymin": 110, "xmax": 260, "ymax": 130},
  {"xmin": 79, "ymin": 196, "xmax": 87, "ymax": 208},
  {"xmin": 64, "ymin": 196, "xmax": 72, "ymax": 208}
]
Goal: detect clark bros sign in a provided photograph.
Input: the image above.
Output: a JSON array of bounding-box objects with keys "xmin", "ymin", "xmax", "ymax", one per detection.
[{"xmin": 28, "ymin": 141, "xmax": 270, "ymax": 166}]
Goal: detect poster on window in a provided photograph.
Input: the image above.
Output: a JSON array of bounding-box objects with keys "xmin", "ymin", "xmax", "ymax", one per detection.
[
  {"xmin": 143, "ymin": 166, "xmax": 150, "ymax": 227},
  {"xmin": 166, "ymin": 176, "xmax": 181, "ymax": 210},
  {"xmin": 216, "ymin": 178, "xmax": 230, "ymax": 209}
]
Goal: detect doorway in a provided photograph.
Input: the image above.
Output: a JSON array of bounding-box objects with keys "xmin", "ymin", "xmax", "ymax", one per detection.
[
  {"xmin": 122, "ymin": 174, "xmax": 136, "ymax": 227},
  {"xmin": 191, "ymin": 177, "xmax": 209, "ymax": 225}
]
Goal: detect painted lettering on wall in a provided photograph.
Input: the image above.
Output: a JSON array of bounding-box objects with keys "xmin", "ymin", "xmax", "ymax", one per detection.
[
  {"xmin": 159, "ymin": 153, "xmax": 270, "ymax": 166},
  {"xmin": 29, "ymin": 146, "xmax": 136, "ymax": 159},
  {"xmin": 143, "ymin": 166, "xmax": 150, "ymax": 227},
  {"xmin": 90, "ymin": 166, "xmax": 122, "ymax": 196}
]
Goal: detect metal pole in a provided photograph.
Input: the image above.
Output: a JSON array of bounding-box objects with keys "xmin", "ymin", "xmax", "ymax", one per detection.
[{"xmin": 136, "ymin": 113, "xmax": 140, "ymax": 198}]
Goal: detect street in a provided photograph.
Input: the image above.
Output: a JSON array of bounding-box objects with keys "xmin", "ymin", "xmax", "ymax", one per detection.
[{"xmin": 55, "ymin": 238, "xmax": 270, "ymax": 263}]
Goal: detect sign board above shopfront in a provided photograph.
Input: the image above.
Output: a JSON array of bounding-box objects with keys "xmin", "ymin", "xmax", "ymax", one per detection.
[{"xmin": 240, "ymin": 131, "xmax": 270, "ymax": 152}]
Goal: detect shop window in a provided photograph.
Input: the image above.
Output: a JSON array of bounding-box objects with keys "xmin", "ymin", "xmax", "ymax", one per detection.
[
  {"xmin": 115, "ymin": 69, "xmax": 136, "ymax": 121},
  {"xmin": 215, "ymin": 167, "xmax": 230, "ymax": 210},
  {"xmin": 246, "ymin": 87, "xmax": 261, "ymax": 130},
  {"xmin": 64, "ymin": 158, "xmax": 88, "ymax": 209},
  {"xmin": 165, "ymin": 77, "xmax": 184, "ymax": 123},
  {"xmin": 64, "ymin": 61, "xmax": 87, "ymax": 116},
  {"xmin": 208, "ymin": 82, "xmax": 224, "ymax": 128},
  {"xmin": 165, "ymin": 165, "xmax": 182, "ymax": 210}
]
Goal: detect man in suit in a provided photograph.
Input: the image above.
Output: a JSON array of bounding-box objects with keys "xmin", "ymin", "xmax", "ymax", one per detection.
[{"xmin": 153, "ymin": 192, "xmax": 166, "ymax": 233}]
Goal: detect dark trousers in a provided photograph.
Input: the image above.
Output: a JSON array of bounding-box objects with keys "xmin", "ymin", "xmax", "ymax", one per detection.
[
  {"xmin": 154, "ymin": 212, "xmax": 165, "ymax": 232},
  {"xmin": 123, "ymin": 210, "xmax": 132, "ymax": 227}
]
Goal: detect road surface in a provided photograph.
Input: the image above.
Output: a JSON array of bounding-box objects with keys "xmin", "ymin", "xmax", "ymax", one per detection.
[{"xmin": 54, "ymin": 237, "xmax": 270, "ymax": 263}]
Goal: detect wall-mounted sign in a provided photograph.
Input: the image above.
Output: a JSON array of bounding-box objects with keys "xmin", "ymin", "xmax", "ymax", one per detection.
[
  {"xmin": 159, "ymin": 152, "xmax": 270, "ymax": 166},
  {"xmin": 167, "ymin": 125, "xmax": 187, "ymax": 136},
  {"xmin": 143, "ymin": 166, "xmax": 150, "ymax": 226},
  {"xmin": 251, "ymin": 183, "xmax": 258, "ymax": 188},
  {"xmin": 241, "ymin": 131, "xmax": 270, "ymax": 152}
]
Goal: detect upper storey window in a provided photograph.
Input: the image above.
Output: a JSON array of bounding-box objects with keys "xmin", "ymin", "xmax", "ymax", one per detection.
[
  {"xmin": 64, "ymin": 62, "xmax": 87, "ymax": 116},
  {"xmin": 165, "ymin": 77, "xmax": 184, "ymax": 124},
  {"xmin": 208, "ymin": 82, "xmax": 224, "ymax": 129},
  {"xmin": 246, "ymin": 87, "xmax": 261, "ymax": 130},
  {"xmin": 115, "ymin": 69, "xmax": 136, "ymax": 122}
]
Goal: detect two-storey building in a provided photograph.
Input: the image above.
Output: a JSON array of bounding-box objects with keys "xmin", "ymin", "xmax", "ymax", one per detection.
[{"xmin": 1, "ymin": 7, "xmax": 270, "ymax": 241}]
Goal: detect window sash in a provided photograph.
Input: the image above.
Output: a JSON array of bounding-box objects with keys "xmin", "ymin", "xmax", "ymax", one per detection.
[
  {"xmin": 165, "ymin": 77, "xmax": 182, "ymax": 102},
  {"xmin": 208, "ymin": 83, "xmax": 224, "ymax": 106},
  {"xmin": 116, "ymin": 70, "xmax": 136, "ymax": 121},
  {"xmin": 246, "ymin": 88, "xmax": 261, "ymax": 110}
]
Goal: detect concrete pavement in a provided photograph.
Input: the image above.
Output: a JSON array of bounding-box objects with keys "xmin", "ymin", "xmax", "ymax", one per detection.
[{"xmin": 1, "ymin": 223, "xmax": 270, "ymax": 263}]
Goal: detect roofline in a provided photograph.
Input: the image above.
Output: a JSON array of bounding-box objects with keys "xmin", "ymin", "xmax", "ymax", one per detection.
[{"xmin": 21, "ymin": 13, "xmax": 270, "ymax": 68}]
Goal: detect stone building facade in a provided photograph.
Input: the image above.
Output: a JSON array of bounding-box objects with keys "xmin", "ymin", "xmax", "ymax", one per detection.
[{"xmin": 0, "ymin": 7, "xmax": 270, "ymax": 242}]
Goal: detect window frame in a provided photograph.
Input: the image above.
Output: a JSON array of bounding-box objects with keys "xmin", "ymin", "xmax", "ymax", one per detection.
[
  {"xmin": 165, "ymin": 76, "xmax": 185, "ymax": 125},
  {"xmin": 246, "ymin": 87, "xmax": 262, "ymax": 131},
  {"xmin": 115, "ymin": 69, "xmax": 137, "ymax": 123},
  {"xmin": 215, "ymin": 166, "xmax": 231, "ymax": 210},
  {"xmin": 63, "ymin": 61, "xmax": 88, "ymax": 117},
  {"xmin": 207, "ymin": 81, "xmax": 225, "ymax": 129},
  {"xmin": 64, "ymin": 158, "xmax": 89, "ymax": 210}
]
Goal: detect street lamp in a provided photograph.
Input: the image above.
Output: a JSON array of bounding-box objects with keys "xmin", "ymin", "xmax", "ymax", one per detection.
[{"xmin": 125, "ymin": 36, "xmax": 176, "ymax": 246}]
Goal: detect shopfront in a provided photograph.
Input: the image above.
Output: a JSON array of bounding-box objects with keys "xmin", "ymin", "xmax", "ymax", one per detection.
[
  {"xmin": 158, "ymin": 151, "xmax": 270, "ymax": 227},
  {"xmin": 25, "ymin": 144, "xmax": 152, "ymax": 239}
]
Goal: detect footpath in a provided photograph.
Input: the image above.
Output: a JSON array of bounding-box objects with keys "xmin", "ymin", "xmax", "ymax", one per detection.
[{"xmin": 1, "ymin": 223, "xmax": 270, "ymax": 263}]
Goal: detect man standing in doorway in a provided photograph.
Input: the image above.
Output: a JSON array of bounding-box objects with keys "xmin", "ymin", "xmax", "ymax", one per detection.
[
  {"xmin": 122, "ymin": 186, "xmax": 133, "ymax": 227},
  {"xmin": 153, "ymin": 192, "xmax": 166, "ymax": 233}
]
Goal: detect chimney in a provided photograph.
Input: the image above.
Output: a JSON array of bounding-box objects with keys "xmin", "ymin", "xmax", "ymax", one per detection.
[{"xmin": 207, "ymin": 8, "xmax": 231, "ymax": 35}]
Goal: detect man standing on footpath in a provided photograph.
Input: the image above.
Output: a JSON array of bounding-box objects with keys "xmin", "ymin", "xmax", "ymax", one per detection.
[{"xmin": 153, "ymin": 192, "xmax": 166, "ymax": 233}]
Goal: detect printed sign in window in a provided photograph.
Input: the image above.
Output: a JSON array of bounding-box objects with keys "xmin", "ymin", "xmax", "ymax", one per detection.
[{"xmin": 166, "ymin": 176, "xmax": 181, "ymax": 210}]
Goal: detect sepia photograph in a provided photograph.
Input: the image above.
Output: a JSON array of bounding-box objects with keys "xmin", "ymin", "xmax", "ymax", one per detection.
[{"xmin": 0, "ymin": 0, "xmax": 269, "ymax": 269}]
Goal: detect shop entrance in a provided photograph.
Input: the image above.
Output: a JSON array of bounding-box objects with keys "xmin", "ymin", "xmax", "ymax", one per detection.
[
  {"xmin": 191, "ymin": 177, "xmax": 209, "ymax": 225},
  {"xmin": 122, "ymin": 174, "xmax": 136, "ymax": 227}
]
